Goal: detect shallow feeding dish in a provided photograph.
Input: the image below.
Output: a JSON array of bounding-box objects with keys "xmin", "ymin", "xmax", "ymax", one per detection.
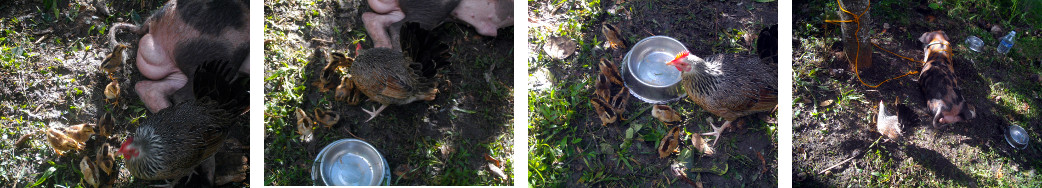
[
  {"xmin": 312, "ymin": 139, "xmax": 390, "ymax": 186},
  {"xmin": 621, "ymin": 36, "xmax": 688, "ymax": 104},
  {"xmin": 1005, "ymin": 124, "xmax": 1028, "ymax": 150}
]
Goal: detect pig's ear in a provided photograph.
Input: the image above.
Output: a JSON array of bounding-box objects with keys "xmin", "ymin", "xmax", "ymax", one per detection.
[{"xmin": 919, "ymin": 32, "xmax": 931, "ymax": 44}]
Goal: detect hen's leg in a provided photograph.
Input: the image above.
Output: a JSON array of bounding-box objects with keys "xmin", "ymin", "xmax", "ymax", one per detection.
[
  {"xmin": 700, "ymin": 119, "xmax": 733, "ymax": 146},
  {"xmin": 362, "ymin": 104, "xmax": 389, "ymax": 122}
]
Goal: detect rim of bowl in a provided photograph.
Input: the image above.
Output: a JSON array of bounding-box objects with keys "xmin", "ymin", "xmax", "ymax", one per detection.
[
  {"xmin": 313, "ymin": 138, "xmax": 387, "ymax": 185},
  {"xmin": 625, "ymin": 36, "xmax": 687, "ymax": 88}
]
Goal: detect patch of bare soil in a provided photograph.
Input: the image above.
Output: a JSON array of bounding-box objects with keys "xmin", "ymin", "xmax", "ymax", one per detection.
[
  {"xmin": 263, "ymin": 0, "xmax": 514, "ymax": 185},
  {"xmin": 793, "ymin": 0, "xmax": 1042, "ymax": 186}
]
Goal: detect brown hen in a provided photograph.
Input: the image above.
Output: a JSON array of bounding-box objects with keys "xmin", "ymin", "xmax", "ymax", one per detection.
[
  {"xmin": 666, "ymin": 52, "xmax": 777, "ymax": 146},
  {"xmin": 349, "ymin": 23, "xmax": 448, "ymax": 122}
]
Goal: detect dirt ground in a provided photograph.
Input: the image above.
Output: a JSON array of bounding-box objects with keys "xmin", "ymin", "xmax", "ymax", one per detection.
[
  {"xmin": 529, "ymin": 0, "xmax": 777, "ymax": 187},
  {"xmin": 263, "ymin": 0, "xmax": 514, "ymax": 186},
  {"xmin": 793, "ymin": 0, "xmax": 1042, "ymax": 186},
  {"xmin": 0, "ymin": 0, "xmax": 249, "ymax": 187}
]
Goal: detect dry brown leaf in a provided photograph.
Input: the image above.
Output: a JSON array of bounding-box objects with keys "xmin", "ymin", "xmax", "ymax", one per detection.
[
  {"xmin": 819, "ymin": 99, "xmax": 833, "ymax": 107},
  {"xmin": 395, "ymin": 164, "xmax": 414, "ymax": 180},
  {"xmin": 15, "ymin": 133, "xmax": 31, "ymax": 149},
  {"xmin": 484, "ymin": 154, "xmax": 502, "ymax": 168},
  {"xmin": 543, "ymin": 36, "xmax": 577, "ymax": 60},
  {"xmin": 488, "ymin": 163, "xmax": 508, "ymax": 180}
]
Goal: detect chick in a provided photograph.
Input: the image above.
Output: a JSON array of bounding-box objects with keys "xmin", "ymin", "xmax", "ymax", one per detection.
[
  {"xmin": 104, "ymin": 80, "xmax": 120, "ymax": 104},
  {"xmin": 314, "ymin": 108, "xmax": 340, "ymax": 128},
  {"xmin": 47, "ymin": 128, "xmax": 83, "ymax": 156},
  {"xmin": 590, "ymin": 97, "xmax": 618, "ymax": 126},
  {"xmin": 81, "ymin": 156, "xmax": 99, "ymax": 188},
  {"xmin": 877, "ymin": 100, "xmax": 902, "ymax": 141},
  {"xmin": 65, "ymin": 123, "xmax": 96, "ymax": 143},
  {"xmin": 295, "ymin": 108, "xmax": 314, "ymax": 142},
  {"xmin": 314, "ymin": 52, "xmax": 349, "ymax": 93},
  {"xmin": 657, "ymin": 127, "xmax": 681, "ymax": 158},
  {"xmin": 96, "ymin": 143, "xmax": 116, "ymax": 175},
  {"xmin": 46, "ymin": 124, "xmax": 95, "ymax": 156},
  {"xmin": 100, "ymin": 44, "xmax": 127, "ymax": 79},
  {"xmin": 591, "ymin": 58, "xmax": 629, "ymax": 126},
  {"xmin": 335, "ymin": 75, "xmax": 363, "ymax": 105},
  {"xmin": 96, "ymin": 112, "xmax": 114, "ymax": 138},
  {"xmin": 601, "ymin": 24, "xmax": 626, "ymax": 50},
  {"xmin": 652, "ymin": 105, "xmax": 683, "ymax": 127}
]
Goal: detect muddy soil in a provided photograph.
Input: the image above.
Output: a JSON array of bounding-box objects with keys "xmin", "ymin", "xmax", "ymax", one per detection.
[
  {"xmin": 263, "ymin": 0, "xmax": 514, "ymax": 185},
  {"xmin": 793, "ymin": 0, "xmax": 1042, "ymax": 186}
]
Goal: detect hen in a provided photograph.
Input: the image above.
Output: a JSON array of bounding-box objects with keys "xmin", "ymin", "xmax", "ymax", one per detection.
[
  {"xmin": 119, "ymin": 59, "xmax": 248, "ymax": 187},
  {"xmin": 666, "ymin": 52, "xmax": 777, "ymax": 146},
  {"xmin": 350, "ymin": 23, "xmax": 449, "ymax": 122}
]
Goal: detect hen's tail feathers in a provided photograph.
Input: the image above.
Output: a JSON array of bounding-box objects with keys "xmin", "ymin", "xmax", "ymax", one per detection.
[
  {"xmin": 400, "ymin": 22, "xmax": 451, "ymax": 78},
  {"xmin": 192, "ymin": 59, "xmax": 249, "ymax": 115}
]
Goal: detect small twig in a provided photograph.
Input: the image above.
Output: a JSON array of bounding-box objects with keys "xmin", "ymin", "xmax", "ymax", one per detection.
[{"xmin": 818, "ymin": 136, "xmax": 882, "ymax": 174}]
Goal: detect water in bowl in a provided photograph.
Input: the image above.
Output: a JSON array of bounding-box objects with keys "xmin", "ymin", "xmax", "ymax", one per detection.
[
  {"xmin": 326, "ymin": 153, "xmax": 374, "ymax": 186},
  {"xmin": 636, "ymin": 51, "xmax": 682, "ymax": 86}
]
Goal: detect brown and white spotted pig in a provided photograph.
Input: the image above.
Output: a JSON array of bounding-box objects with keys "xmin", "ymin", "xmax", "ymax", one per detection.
[
  {"xmin": 109, "ymin": 0, "xmax": 249, "ymax": 113},
  {"xmin": 918, "ymin": 30, "xmax": 975, "ymax": 128},
  {"xmin": 362, "ymin": 0, "xmax": 513, "ymax": 49}
]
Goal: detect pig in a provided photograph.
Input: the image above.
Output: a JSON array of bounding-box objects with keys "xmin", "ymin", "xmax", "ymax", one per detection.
[
  {"xmin": 109, "ymin": 0, "xmax": 249, "ymax": 113},
  {"xmin": 362, "ymin": 0, "xmax": 513, "ymax": 49},
  {"xmin": 918, "ymin": 31, "xmax": 975, "ymax": 128}
]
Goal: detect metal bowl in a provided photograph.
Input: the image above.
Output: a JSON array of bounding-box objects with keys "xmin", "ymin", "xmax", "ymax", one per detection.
[
  {"xmin": 1005, "ymin": 125, "xmax": 1029, "ymax": 150},
  {"xmin": 312, "ymin": 139, "xmax": 390, "ymax": 186},
  {"xmin": 621, "ymin": 36, "xmax": 688, "ymax": 104}
]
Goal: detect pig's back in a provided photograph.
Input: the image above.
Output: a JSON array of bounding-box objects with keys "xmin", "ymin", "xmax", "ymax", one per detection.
[{"xmin": 400, "ymin": 0, "xmax": 462, "ymax": 30}]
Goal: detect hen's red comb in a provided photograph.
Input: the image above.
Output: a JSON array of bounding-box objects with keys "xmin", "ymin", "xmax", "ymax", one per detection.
[
  {"xmin": 674, "ymin": 51, "xmax": 690, "ymax": 61},
  {"xmin": 668, "ymin": 51, "xmax": 690, "ymax": 65}
]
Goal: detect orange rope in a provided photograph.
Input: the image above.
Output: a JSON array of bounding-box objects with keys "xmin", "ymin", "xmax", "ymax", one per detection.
[{"xmin": 823, "ymin": 0, "xmax": 923, "ymax": 88}]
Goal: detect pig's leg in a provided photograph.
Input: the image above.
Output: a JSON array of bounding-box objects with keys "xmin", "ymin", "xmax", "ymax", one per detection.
[
  {"xmin": 135, "ymin": 34, "xmax": 187, "ymax": 112},
  {"xmin": 363, "ymin": 0, "xmax": 405, "ymax": 48},
  {"xmin": 452, "ymin": 0, "xmax": 513, "ymax": 37}
]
